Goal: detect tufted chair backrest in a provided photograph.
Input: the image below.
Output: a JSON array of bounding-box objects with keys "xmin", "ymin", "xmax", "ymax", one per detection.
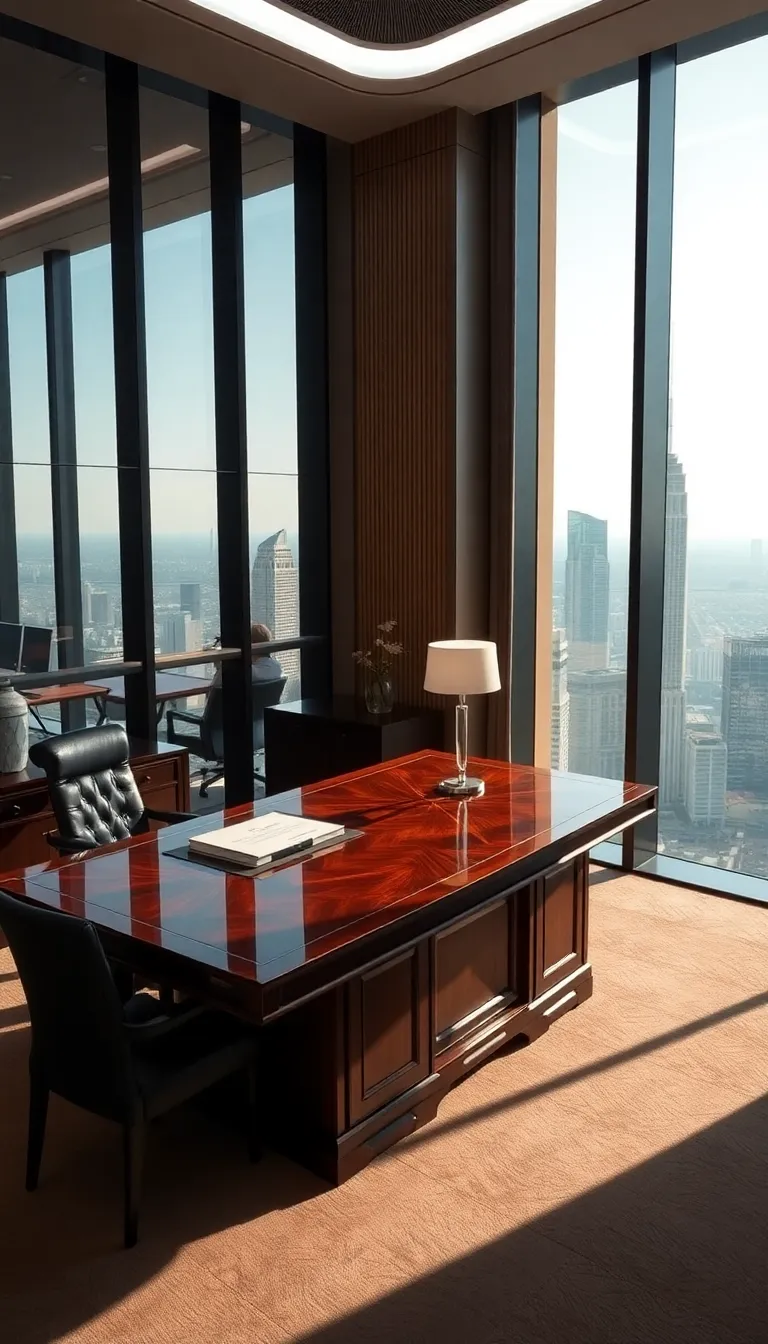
[{"xmin": 29, "ymin": 724, "xmax": 147, "ymax": 850}]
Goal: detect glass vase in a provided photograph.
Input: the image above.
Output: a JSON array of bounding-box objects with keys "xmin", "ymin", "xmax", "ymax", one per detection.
[{"xmin": 364, "ymin": 672, "xmax": 394, "ymax": 715}]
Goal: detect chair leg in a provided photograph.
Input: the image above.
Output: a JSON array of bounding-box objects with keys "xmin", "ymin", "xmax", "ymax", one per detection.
[
  {"xmin": 26, "ymin": 1070, "xmax": 49, "ymax": 1192},
  {"xmin": 245, "ymin": 1060, "xmax": 261, "ymax": 1164},
  {"xmin": 123, "ymin": 1120, "xmax": 146, "ymax": 1249}
]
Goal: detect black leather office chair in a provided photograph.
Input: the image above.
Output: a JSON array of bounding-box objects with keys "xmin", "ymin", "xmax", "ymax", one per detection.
[
  {"xmin": 0, "ymin": 889, "xmax": 260, "ymax": 1247},
  {"xmin": 29, "ymin": 723, "xmax": 196, "ymax": 855},
  {"xmin": 166, "ymin": 676, "xmax": 286, "ymax": 798}
]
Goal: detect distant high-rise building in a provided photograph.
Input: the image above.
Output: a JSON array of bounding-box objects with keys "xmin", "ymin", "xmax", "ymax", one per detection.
[
  {"xmin": 81, "ymin": 581, "xmax": 93, "ymax": 626},
  {"xmin": 180, "ymin": 582, "xmax": 202, "ymax": 622},
  {"xmin": 568, "ymin": 669, "xmax": 626, "ymax": 780},
  {"xmin": 722, "ymin": 636, "xmax": 768, "ymax": 793},
  {"xmin": 684, "ymin": 732, "xmax": 727, "ymax": 827},
  {"xmin": 659, "ymin": 452, "xmax": 689, "ymax": 805},
  {"xmin": 565, "ymin": 512, "xmax": 609, "ymax": 673},
  {"xmin": 551, "ymin": 629, "xmax": 569, "ymax": 771},
  {"xmin": 90, "ymin": 591, "xmax": 112, "ymax": 627},
  {"xmin": 160, "ymin": 612, "xmax": 202, "ymax": 655},
  {"xmin": 252, "ymin": 529, "xmax": 300, "ymax": 695},
  {"xmin": 690, "ymin": 641, "xmax": 724, "ymax": 686}
]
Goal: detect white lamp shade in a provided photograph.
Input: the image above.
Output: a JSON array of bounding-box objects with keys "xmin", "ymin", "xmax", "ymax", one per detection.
[{"xmin": 424, "ymin": 640, "xmax": 501, "ymax": 696}]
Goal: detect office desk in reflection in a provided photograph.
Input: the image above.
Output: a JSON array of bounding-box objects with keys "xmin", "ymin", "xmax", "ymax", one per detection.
[{"xmin": 2, "ymin": 750, "xmax": 655, "ymax": 1183}]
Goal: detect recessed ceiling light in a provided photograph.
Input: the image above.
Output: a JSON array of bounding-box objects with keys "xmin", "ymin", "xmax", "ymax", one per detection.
[{"xmin": 185, "ymin": 0, "xmax": 605, "ymax": 80}]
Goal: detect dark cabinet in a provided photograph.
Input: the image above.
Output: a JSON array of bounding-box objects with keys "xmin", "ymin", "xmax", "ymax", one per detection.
[{"xmin": 264, "ymin": 696, "xmax": 444, "ymax": 795}]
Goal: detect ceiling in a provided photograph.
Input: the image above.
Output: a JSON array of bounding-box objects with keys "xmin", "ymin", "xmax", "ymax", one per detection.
[
  {"xmin": 0, "ymin": 34, "xmax": 290, "ymax": 271},
  {"xmin": 268, "ymin": 0, "xmax": 518, "ymax": 44},
  {"xmin": 1, "ymin": 0, "xmax": 766, "ymax": 140}
]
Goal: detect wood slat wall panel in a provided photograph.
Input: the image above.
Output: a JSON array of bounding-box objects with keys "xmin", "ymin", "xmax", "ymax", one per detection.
[
  {"xmin": 353, "ymin": 128, "xmax": 457, "ymax": 708},
  {"xmin": 353, "ymin": 110, "xmax": 459, "ymax": 177}
]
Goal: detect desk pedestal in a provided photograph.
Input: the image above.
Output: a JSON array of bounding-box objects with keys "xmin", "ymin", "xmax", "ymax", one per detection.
[{"xmin": 261, "ymin": 853, "xmax": 589, "ymax": 1183}]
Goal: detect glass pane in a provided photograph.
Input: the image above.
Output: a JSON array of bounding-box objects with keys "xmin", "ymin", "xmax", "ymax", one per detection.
[
  {"xmin": 150, "ymin": 469, "xmax": 219, "ymax": 656},
  {"xmin": 249, "ymin": 474, "xmax": 300, "ymax": 700},
  {"xmin": 78, "ymin": 467, "xmax": 123, "ymax": 665},
  {"xmin": 5, "ymin": 267, "xmax": 49, "ymax": 465},
  {"xmin": 659, "ymin": 36, "xmax": 768, "ymax": 878},
  {"xmin": 72, "ymin": 244, "xmax": 117, "ymax": 467},
  {"xmin": 550, "ymin": 81, "xmax": 638, "ymax": 781},
  {"xmin": 244, "ymin": 171, "xmax": 297, "ymax": 475},
  {"xmin": 140, "ymin": 85, "xmax": 214, "ymax": 472}
]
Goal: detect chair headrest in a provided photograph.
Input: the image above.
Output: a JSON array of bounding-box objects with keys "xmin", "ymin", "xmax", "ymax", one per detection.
[{"xmin": 29, "ymin": 723, "xmax": 131, "ymax": 782}]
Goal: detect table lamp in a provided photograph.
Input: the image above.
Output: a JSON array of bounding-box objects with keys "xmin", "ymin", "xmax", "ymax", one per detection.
[{"xmin": 424, "ymin": 640, "xmax": 501, "ymax": 797}]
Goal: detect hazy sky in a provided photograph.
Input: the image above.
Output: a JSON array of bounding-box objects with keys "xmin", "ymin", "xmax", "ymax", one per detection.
[
  {"xmin": 6, "ymin": 181, "xmax": 298, "ymax": 538},
  {"xmin": 555, "ymin": 32, "xmax": 768, "ymax": 544},
  {"xmin": 6, "ymin": 31, "xmax": 768, "ymax": 549}
]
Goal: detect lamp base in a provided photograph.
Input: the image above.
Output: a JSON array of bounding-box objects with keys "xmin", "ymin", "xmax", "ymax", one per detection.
[{"xmin": 436, "ymin": 776, "xmax": 485, "ymax": 798}]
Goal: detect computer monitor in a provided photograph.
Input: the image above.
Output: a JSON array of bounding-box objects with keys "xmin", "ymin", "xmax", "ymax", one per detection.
[
  {"xmin": 0, "ymin": 622, "xmax": 23, "ymax": 673},
  {"xmin": 20, "ymin": 625, "xmax": 54, "ymax": 675}
]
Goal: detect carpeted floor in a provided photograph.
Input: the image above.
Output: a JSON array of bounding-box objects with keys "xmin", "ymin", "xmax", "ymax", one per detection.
[{"xmin": 1, "ymin": 871, "xmax": 767, "ymax": 1344}]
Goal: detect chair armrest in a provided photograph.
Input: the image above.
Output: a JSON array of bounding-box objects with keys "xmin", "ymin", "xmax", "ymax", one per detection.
[
  {"xmin": 124, "ymin": 999, "xmax": 207, "ymax": 1043},
  {"xmin": 143, "ymin": 807, "xmax": 198, "ymax": 826},
  {"xmin": 45, "ymin": 832, "xmax": 94, "ymax": 857},
  {"xmin": 166, "ymin": 708, "xmax": 204, "ymax": 729}
]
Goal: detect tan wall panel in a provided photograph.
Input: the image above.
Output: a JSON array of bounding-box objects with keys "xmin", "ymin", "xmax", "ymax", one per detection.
[{"xmin": 353, "ymin": 117, "xmax": 458, "ymax": 707}]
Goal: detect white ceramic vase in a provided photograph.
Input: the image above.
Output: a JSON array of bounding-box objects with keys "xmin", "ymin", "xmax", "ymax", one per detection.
[{"xmin": 0, "ymin": 678, "xmax": 29, "ymax": 773}]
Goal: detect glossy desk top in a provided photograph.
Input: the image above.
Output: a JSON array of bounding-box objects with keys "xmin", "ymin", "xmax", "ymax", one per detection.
[{"xmin": 1, "ymin": 752, "xmax": 655, "ymax": 991}]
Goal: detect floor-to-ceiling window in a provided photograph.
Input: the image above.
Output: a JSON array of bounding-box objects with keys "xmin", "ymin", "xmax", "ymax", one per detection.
[
  {"xmin": 550, "ymin": 80, "xmax": 638, "ymax": 785},
  {"xmin": 0, "ymin": 15, "xmax": 329, "ymax": 801},
  {"xmin": 533, "ymin": 17, "xmax": 768, "ymax": 901},
  {"xmin": 659, "ymin": 31, "xmax": 768, "ymax": 883},
  {"xmin": 243, "ymin": 135, "xmax": 301, "ymax": 701}
]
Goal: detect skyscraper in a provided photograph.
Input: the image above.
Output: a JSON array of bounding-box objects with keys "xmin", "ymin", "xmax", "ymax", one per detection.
[
  {"xmin": 180, "ymin": 582, "xmax": 202, "ymax": 622},
  {"xmin": 551, "ymin": 629, "xmax": 569, "ymax": 770},
  {"xmin": 722, "ymin": 637, "xmax": 768, "ymax": 793},
  {"xmin": 81, "ymin": 581, "xmax": 93, "ymax": 626},
  {"xmin": 90, "ymin": 591, "xmax": 112, "ymax": 627},
  {"xmin": 683, "ymin": 732, "xmax": 727, "ymax": 827},
  {"xmin": 565, "ymin": 512, "xmax": 609, "ymax": 673},
  {"xmin": 659, "ymin": 452, "xmax": 689, "ymax": 805},
  {"xmin": 568, "ymin": 669, "xmax": 626, "ymax": 781},
  {"xmin": 252, "ymin": 529, "xmax": 300, "ymax": 696},
  {"xmin": 160, "ymin": 612, "xmax": 203, "ymax": 655}
]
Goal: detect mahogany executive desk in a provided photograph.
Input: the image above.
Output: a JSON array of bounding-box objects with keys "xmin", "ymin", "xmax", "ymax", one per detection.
[{"xmin": 2, "ymin": 751, "xmax": 655, "ymax": 1183}]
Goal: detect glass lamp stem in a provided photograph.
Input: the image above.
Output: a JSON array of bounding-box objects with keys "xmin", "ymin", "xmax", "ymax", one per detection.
[{"xmin": 455, "ymin": 695, "xmax": 468, "ymax": 786}]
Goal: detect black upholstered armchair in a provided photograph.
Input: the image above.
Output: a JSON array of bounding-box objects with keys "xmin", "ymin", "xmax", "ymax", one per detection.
[
  {"xmin": 0, "ymin": 889, "xmax": 260, "ymax": 1247},
  {"xmin": 29, "ymin": 723, "xmax": 196, "ymax": 855},
  {"xmin": 167, "ymin": 676, "xmax": 286, "ymax": 798}
]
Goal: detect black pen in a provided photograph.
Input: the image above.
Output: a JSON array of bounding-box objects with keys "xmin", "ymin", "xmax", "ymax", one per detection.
[{"xmin": 264, "ymin": 837, "xmax": 314, "ymax": 864}]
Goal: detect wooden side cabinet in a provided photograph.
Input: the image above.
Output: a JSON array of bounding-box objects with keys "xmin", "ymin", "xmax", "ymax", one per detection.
[
  {"xmin": 0, "ymin": 739, "xmax": 190, "ymax": 881},
  {"xmin": 264, "ymin": 697, "xmax": 444, "ymax": 795}
]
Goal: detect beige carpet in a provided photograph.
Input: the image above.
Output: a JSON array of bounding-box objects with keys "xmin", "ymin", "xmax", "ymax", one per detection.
[{"xmin": 1, "ymin": 871, "xmax": 767, "ymax": 1344}]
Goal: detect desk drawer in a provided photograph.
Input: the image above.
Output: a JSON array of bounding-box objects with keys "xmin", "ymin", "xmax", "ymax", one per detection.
[
  {"xmin": 134, "ymin": 760, "xmax": 182, "ymax": 816},
  {"xmin": 133, "ymin": 759, "xmax": 177, "ymax": 794},
  {"xmin": 0, "ymin": 790, "xmax": 52, "ymax": 825}
]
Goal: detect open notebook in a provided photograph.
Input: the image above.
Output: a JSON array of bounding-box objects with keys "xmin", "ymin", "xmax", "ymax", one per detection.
[{"xmin": 188, "ymin": 812, "xmax": 345, "ymax": 869}]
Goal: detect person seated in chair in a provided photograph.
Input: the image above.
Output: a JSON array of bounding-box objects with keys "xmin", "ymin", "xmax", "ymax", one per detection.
[{"xmin": 209, "ymin": 622, "xmax": 283, "ymax": 695}]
